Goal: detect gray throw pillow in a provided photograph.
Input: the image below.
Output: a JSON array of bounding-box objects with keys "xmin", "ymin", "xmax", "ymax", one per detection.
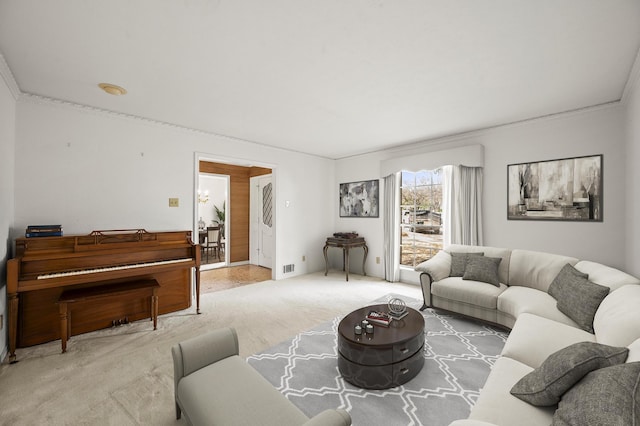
[
  {"xmin": 552, "ymin": 362, "xmax": 640, "ymax": 426},
  {"xmin": 449, "ymin": 252, "xmax": 484, "ymax": 277},
  {"xmin": 462, "ymin": 256, "xmax": 502, "ymax": 286},
  {"xmin": 548, "ymin": 265, "xmax": 609, "ymax": 333},
  {"xmin": 548, "ymin": 263, "xmax": 589, "ymax": 300},
  {"xmin": 510, "ymin": 342, "xmax": 629, "ymax": 406}
]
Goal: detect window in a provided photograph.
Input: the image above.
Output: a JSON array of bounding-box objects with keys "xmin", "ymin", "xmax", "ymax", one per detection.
[{"xmin": 400, "ymin": 170, "xmax": 443, "ymax": 267}]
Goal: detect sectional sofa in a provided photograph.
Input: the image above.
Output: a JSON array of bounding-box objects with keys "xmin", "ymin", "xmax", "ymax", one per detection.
[{"xmin": 415, "ymin": 244, "xmax": 640, "ymax": 426}]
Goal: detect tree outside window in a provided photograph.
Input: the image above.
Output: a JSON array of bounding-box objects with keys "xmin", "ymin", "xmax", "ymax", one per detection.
[{"xmin": 400, "ymin": 170, "xmax": 443, "ymax": 267}]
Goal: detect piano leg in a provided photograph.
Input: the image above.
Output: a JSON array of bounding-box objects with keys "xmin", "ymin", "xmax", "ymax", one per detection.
[
  {"xmin": 195, "ymin": 266, "xmax": 201, "ymax": 314},
  {"xmin": 152, "ymin": 288, "xmax": 158, "ymax": 330},
  {"xmin": 8, "ymin": 292, "xmax": 18, "ymax": 363},
  {"xmin": 59, "ymin": 302, "xmax": 69, "ymax": 353}
]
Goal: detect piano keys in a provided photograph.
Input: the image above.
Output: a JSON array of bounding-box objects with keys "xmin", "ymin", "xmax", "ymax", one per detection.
[{"xmin": 7, "ymin": 229, "xmax": 201, "ymax": 363}]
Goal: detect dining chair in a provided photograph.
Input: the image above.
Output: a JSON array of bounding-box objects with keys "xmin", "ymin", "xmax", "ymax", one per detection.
[{"xmin": 204, "ymin": 226, "xmax": 221, "ymax": 262}]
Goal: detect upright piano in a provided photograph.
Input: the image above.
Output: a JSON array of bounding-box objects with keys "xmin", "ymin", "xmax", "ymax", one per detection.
[{"xmin": 6, "ymin": 229, "xmax": 201, "ymax": 363}]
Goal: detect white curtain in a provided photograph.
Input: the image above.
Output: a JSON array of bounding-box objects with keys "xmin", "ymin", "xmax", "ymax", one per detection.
[
  {"xmin": 383, "ymin": 173, "xmax": 401, "ymax": 282},
  {"xmin": 443, "ymin": 165, "xmax": 484, "ymax": 246},
  {"xmin": 442, "ymin": 165, "xmax": 454, "ymax": 246}
]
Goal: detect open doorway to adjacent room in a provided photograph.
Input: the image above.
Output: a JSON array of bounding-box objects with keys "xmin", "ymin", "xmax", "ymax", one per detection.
[
  {"xmin": 195, "ymin": 156, "xmax": 275, "ymax": 289},
  {"xmin": 197, "ymin": 173, "xmax": 228, "ymax": 270}
]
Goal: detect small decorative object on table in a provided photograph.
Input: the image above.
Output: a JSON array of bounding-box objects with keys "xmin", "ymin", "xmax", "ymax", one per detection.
[
  {"xmin": 366, "ymin": 310, "xmax": 392, "ymax": 326},
  {"xmin": 333, "ymin": 232, "xmax": 359, "ymax": 239},
  {"xmin": 387, "ymin": 297, "xmax": 408, "ymax": 320}
]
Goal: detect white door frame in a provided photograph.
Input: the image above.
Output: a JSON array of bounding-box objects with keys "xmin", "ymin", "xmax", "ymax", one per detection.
[{"xmin": 193, "ymin": 152, "xmax": 276, "ymax": 279}]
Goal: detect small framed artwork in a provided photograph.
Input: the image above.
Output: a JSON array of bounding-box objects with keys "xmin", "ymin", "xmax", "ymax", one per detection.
[
  {"xmin": 507, "ymin": 154, "xmax": 602, "ymax": 221},
  {"xmin": 340, "ymin": 179, "xmax": 379, "ymax": 217}
]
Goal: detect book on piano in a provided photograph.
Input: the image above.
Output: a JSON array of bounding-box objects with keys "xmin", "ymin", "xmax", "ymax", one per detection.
[{"xmin": 26, "ymin": 225, "xmax": 63, "ymax": 238}]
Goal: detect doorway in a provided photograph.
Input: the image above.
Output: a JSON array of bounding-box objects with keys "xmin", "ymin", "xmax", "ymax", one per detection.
[
  {"xmin": 195, "ymin": 156, "xmax": 275, "ymax": 281},
  {"xmin": 198, "ymin": 173, "xmax": 228, "ymax": 270}
]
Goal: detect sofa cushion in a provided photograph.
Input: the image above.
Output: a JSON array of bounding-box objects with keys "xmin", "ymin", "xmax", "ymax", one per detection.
[
  {"xmin": 497, "ymin": 287, "xmax": 578, "ymax": 328},
  {"xmin": 509, "ymin": 250, "xmax": 579, "ymax": 292},
  {"xmin": 431, "ymin": 277, "xmax": 506, "ymax": 309},
  {"xmin": 178, "ymin": 355, "xmax": 309, "ymax": 426},
  {"xmin": 501, "ymin": 313, "xmax": 595, "ymax": 368},
  {"xmin": 463, "ymin": 256, "xmax": 502, "ymax": 286},
  {"xmin": 548, "ymin": 264, "xmax": 609, "ymax": 333},
  {"xmin": 467, "ymin": 356, "xmax": 555, "ymax": 426},
  {"xmin": 552, "ymin": 362, "xmax": 640, "ymax": 426},
  {"xmin": 450, "ymin": 252, "xmax": 484, "ymax": 277},
  {"xmin": 510, "ymin": 342, "xmax": 629, "ymax": 406},
  {"xmin": 593, "ymin": 284, "xmax": 640, "ymax": 348},
  {"xmin": 574, "ymin": 260, "xmax": 640, "ymax": 292}
]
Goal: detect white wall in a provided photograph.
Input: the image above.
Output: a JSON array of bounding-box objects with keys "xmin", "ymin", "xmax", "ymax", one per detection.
[
  {"xmin": 0, "ymin": 69, "xmax": 17, "ymax": 361},
  {"xmin": 13, "ymin": 96, "xmax": 335, "ymax": 280},
  {"xmin": 625, "ymin": 69, "xmax": 640, "ymax": 277},
  {"xmin": 336, "ymin": 104, "xmax": 630, "ymax": 281},
  {"xmin": 197, "ymin": 174, "xmax": 226, "ymax": 228},
  {"xmin": 481, "ymin": 105, "xmax": 626, "ymax": 266}
]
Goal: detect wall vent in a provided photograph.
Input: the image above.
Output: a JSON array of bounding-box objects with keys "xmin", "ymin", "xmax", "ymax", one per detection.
[{"xmin": 283, "ymin": 264, "xmax": 295, "ymax": 273}]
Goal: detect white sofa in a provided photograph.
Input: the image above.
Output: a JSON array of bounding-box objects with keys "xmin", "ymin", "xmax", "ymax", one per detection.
[{"xmin": 415, "ymin": 244, "xmax": 640, "ymax": 426}]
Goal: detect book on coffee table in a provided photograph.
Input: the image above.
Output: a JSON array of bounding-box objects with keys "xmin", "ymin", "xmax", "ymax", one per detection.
[{"xmin": 366, "ymin": 311, "xmax": 392, "ymax": 326}]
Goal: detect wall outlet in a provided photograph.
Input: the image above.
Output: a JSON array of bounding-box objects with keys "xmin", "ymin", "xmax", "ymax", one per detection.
[
  {"xmin": 302, "ymin": 255, "xmax": 306, "ymax": 262},
  {"xmin": 168, "ymin": 198, "xmax": 179, "ymax": 207},
  {"xmin": 376, "ymin": 256, "xmax": 381, "ymax": 264}
]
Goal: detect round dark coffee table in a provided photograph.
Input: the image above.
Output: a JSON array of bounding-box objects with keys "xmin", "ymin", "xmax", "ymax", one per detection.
[{"xmin": 337, "ymin": 304, "xmax": 425, "ymax": 389}]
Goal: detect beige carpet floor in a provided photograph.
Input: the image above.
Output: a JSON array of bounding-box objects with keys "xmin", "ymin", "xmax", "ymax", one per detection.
[{"xmin": 0, "ymin": 272, "xmax": 422, "ymax": 425}]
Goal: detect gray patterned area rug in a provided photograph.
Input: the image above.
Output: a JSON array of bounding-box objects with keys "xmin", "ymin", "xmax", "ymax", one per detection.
[{"xmin": 247, "ymin": 295, "xmax": 509, "ymax": 426}]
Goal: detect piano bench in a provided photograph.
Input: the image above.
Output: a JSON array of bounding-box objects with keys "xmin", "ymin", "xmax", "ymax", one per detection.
[{"xmin": 57, "ymin": 279, "xmax": 160, "ymax": 353}]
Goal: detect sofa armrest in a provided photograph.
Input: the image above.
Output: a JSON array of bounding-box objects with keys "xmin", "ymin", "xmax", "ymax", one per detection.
[
  {"xmin": 172, "ymin": 327, "xmax": 239, "ymax": 397},
  {"xmin": 171, "ymin": 328, "xmax": 240, "ymax": 419},
  {"xmin": 302, "ymin": 409, "xmax": 352, "ymax": 426},
  {"xmin": 419, "ymin": 272, "xmax": 433, "ymax": 310},
  {"xmin": 415, "ymin": 250, "xmax": 451, "ymax": 310}
]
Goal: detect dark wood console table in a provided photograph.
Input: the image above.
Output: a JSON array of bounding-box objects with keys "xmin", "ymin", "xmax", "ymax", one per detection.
[{"xmin": 323, "ymin": 236, "xmax": 368, "ymax": 281}]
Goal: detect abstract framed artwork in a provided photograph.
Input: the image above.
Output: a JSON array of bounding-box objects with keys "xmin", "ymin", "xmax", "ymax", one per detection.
[
  {"xmin": 507, "ymin": 154, "xmax": 602, "ymax": 221},
  {"xmin": 339, "ymin": 179, "xmax": 379, "ymax": 217}
]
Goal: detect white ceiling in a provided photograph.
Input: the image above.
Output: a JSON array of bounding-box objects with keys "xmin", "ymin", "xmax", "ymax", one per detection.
[{"xmin": 1, "ymin": 1, "xmax": 639, "ymax": 159}]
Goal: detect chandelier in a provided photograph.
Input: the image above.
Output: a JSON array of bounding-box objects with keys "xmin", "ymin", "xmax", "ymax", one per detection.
[{"xmin": 197, "ymin": 189, "xmax": 209, "ymax": 204}]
